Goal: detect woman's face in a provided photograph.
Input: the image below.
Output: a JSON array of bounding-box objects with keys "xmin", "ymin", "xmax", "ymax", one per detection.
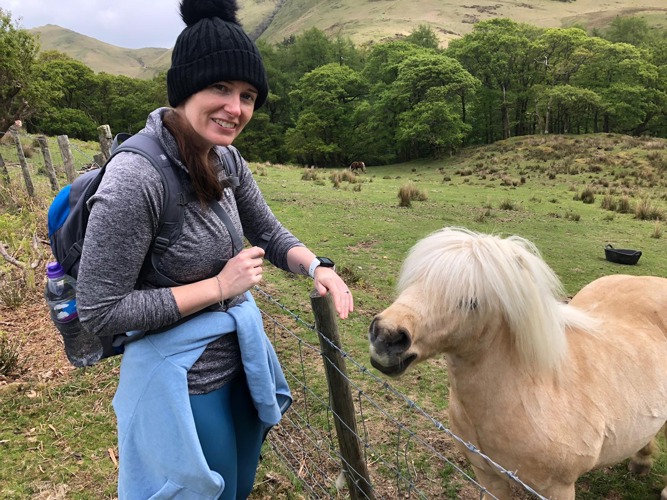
[{"xmin": 178, "ymin": 80, "xmax": 257, "ymax": 147}]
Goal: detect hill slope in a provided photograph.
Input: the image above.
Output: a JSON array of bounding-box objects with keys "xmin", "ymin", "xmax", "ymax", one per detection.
[
  {"xmin": 29, "ymin": 0, "xmax": 667, "ymax": 78},
  {"xmin": 30, "ymin": 25, "xmax": 171, "ymax": 79}
]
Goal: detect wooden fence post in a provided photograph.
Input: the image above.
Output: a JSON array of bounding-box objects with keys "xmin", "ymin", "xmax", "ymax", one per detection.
[
  {"xmin": 38, "ymin": 136, "xmax": 59, "ymax": 192},
  {"xmin": 93, "ymin": 153, "xmax": 105, "ymax": 168},
  {"xmin": 0, "ymin": 152, "xmax": 9, "ymax": 185},
  {"xmin": 12, "ymin": 131, "xmax": 35, "ymax": 198},
  {"xmin": 98, "ymin": 125, "xmax": 112, "ymax": 162},
  {"xmin": 57, "ymin": 135, "xmax": 76, "ymax": 183},
  {"xmin": 310, "ymin": 291, "xmax": 374, "ymax": 500}
]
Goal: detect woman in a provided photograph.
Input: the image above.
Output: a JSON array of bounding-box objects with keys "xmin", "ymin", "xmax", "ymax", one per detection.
[{"xmin": 76, "ymin": 0, "xmax": 353, "ymax": 498}]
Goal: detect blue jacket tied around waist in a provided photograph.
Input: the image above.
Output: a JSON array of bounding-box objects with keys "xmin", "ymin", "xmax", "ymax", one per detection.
[{"xmin": 113, "ymin": 293, "xmax": 292, "ymax": 499}]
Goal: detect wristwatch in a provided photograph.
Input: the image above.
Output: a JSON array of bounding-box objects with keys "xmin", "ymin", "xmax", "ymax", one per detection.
[{"xmin": 308, "ymin": 256, "xmax": 335, "ymax": 278}]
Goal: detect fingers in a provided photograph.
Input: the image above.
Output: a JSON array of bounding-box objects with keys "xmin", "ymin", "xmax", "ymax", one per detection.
[
  {"xmin": 314, "ymin": 270, "xmax": 354, "ymax": 319},
  {"xmin": 218, "ymin": 246, "xmax": 265, "ymax": 297}
]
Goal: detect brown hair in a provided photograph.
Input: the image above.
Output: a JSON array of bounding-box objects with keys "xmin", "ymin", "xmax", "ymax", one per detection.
[{"xmin": 162, "ymin": 109, "xmax": 232, "ymax": 204}]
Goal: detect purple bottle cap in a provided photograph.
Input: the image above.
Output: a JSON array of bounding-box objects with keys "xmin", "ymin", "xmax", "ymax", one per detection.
[{"xmin": 46, "ymin": 261, "xmax": 65, "ymax": 279}]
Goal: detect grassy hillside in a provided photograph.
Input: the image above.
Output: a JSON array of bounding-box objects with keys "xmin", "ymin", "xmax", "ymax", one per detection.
[
  {"xmin": 30, "ymin": 25, "xmax": 170, "ymax": 79},
  {"xmin": 28, "ymin": 0, "xmax": 667, "ymax": 78}
]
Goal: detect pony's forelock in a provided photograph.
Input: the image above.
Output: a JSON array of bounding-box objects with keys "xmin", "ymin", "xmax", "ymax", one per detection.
[{"xmin": 398, "ymin": 228, "xmax": 589, "ymax": 373}]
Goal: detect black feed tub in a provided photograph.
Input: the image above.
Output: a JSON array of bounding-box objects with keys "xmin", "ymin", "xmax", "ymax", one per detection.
[{"xmin": 604, "ymin": 244, "xmax": 642, "ymax": 265}]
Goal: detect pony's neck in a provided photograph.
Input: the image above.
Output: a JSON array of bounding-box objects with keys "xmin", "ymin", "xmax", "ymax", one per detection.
[{"xmin": 446, "ymin": 319, "xmax": 528, "ymax": 393}]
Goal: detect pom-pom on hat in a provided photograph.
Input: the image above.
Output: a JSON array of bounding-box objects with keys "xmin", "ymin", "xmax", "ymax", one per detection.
[{"xmin": 167, "ymin": 0, "xmax": 268, "ymax": 109}]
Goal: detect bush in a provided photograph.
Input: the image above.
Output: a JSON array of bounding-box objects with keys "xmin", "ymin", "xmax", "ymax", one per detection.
[
  {"xmin": 397, "ymin": 184, "xmax": 428, "ymax": 207},
  {"xmin": 301, "ymin": 169, "xmax": 319, "ymax": 181},
  {"xmin": 0, "ymin": 270, "xmax": 28, "ymax": 308},
  {"xmin": 580, "ymin": 187, "xmax": 595, "ymax": 204},
  {"xmin": 634, "ymin": 199, "xmax": 664, "ymax": 221},
  {"xmin": 0, "ymin": 333, "xmax": 23, "ymax": 377}
]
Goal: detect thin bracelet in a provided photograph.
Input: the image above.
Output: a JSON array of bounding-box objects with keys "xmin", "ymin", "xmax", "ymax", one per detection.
[{"xmin": 214, "ymin": 275, "xmax": 225, "ymax": 307}]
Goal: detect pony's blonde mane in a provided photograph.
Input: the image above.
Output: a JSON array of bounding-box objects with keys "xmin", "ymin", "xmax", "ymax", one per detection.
[{"xmin": 398, "ymin": 227, "xmax": 595, "ymax": 373}]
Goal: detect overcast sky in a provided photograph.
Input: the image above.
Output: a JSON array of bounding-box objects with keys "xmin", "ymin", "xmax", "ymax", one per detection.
[{"xmin": 5, "ymin": 0, "xmax": 186, "ymax": 49}]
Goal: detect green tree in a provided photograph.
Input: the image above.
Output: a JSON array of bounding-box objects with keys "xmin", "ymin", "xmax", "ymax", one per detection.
[
  {"xmin": 573, "ymin": 38, "xmax": 664, "ymax": 134},
  {"xmin": 405, "ymin": 24, "xmax": 441, "ymax": 50},
  {"xmin": 388, "ymin": 53, "xmax": 477, "ymax": 158},
  {"xmin": 397, "ymin": 98, "xmax": 471, "ymax": 158},
  {"xmin": 30, "ymin": 52, "xmax": 98, "ymax": 138},
  {"xmin": 286, "ymin": 64, "xmax": 369, "ymax": 166},
  {"xmin": 533, "ymin": 84, "xmax": 602, "ymax": 134},
  {"xmin": 603, "ymin": 16, "xmax": 652, "ymax": 47},
  {"xmin": 447, "ymin": 19, "xmax": 543, "ymax": 142},
  {"xmin": 0, "ymin": 9, "xmax": 40, "ymax": 131}
]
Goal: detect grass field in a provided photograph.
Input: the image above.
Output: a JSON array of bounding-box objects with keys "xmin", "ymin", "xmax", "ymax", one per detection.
[{"xmin": 1, "ymin": 131, "xmax": 667, "ymax": 498}]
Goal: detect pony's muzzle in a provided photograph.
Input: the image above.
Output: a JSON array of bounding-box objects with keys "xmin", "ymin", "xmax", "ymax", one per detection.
[{"xmin": 369, "ymin": 316, "xmax": 415, "ymax": 376}]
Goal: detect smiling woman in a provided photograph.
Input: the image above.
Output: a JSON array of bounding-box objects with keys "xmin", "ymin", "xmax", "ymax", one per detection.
[{"xmin": 72, "ymin": 0, "xmax": 354, "ymax": 498}]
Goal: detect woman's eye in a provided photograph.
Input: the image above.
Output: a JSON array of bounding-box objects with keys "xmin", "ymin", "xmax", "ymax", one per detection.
[
  {"xmin": 241, "ymin": 93, "xmax": 256, "ymax": 103},
  {"xmin": 212, "ymin": 83, "xmax": 229, "ymax": 93}
]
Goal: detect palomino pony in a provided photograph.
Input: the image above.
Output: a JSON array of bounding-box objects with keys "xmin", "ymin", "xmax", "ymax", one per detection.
[{"xmin": 369, "ymin": 227, "xmax": 667, "ymax": 499}]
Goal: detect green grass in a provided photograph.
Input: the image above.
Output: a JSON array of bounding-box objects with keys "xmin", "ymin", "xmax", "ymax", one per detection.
[{"xmin": 1, "ymin": 132, "xmax": 667, "ymax": 498}]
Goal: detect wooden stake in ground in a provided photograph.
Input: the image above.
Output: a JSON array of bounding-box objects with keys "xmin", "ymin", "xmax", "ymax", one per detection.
[
  {"xmin": 0, "ymin": 151, "xmax": 9, "ymax": 186},
  {"xmin": 57, "ymin": 135, "xmax": 76, "ymax": 183},
  {"xmin": 38, "ymin": 136, "xmax": 60, "ymax": 192},
  {"xmin": 98, "ymin": 125, "xmax": 112, "ymax": 163},
  {"xmin": 12, "ymin": 130, "xmax": 35, "ymax": 198}
]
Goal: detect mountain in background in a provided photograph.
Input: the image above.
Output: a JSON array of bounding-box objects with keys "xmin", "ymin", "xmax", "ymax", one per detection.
[{"xmin": 28, "ymin": 0, "xmax": 667, "ymax": 79}]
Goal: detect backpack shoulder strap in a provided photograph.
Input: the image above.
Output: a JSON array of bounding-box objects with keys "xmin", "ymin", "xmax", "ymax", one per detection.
[
  {"xmin": 219, "ymin": 145, "xmax": 241, "ymax": 191},
  {"xmin": 110, "ymin": 133, "xmax": 188, "ymax": 288},
  {"xmin": 110, "ymin": 134, "xmax": 244, "ymax": 286}
]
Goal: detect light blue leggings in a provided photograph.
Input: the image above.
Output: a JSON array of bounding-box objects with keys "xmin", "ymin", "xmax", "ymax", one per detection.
[{"xmin": 189, "ymin": 373, "xmax": 266, "ymax": 500}]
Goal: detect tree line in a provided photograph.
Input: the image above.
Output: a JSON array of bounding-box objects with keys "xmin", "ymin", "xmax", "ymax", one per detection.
[{"xmin": 1, "ymin": 8, "xmax": 665, "ymax": 167}]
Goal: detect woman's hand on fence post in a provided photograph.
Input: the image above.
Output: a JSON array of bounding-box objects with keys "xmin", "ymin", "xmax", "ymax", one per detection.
[{"xmin": 313, "ymin": 267, "xmax": 353, "ymax": 319}]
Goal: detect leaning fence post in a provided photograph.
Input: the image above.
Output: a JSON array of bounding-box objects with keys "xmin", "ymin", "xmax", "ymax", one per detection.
[
  {"xmin": 310, "ymin": 291, "xmax": 374, "ymax": 500},
  {"xmin": 38, "ymin": 136, "xmax": 59, "ymax": 192},
  {"xmin": 57, "ymin": 135, "xmax": 76, "ymax": 183},
  {"xmin": 97, "ymin": 124, "xmax": 112, "ymax": 162},
  {"xmin": 12, "ymin": 130, "xmax": 35, "ymax": 198}
]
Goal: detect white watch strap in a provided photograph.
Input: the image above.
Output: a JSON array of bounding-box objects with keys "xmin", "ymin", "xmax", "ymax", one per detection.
[{"xmin": 308, "ymin": 257, "xmax": 320, "ymax": 278}]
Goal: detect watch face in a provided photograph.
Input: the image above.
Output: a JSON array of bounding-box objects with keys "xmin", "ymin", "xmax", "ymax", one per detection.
[{"xmin": 318, "ymin": 257, "xmax": 335, "ymax": 267}]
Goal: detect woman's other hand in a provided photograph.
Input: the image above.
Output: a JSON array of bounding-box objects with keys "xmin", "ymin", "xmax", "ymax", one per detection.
[{"xmin": 216, "ymin": 246, "xmax": 265, "ymax": 299}]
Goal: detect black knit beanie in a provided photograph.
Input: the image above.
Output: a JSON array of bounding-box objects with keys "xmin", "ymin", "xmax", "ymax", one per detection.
[{"xmin": 167, "ymin": 0, "xmax": 268, "ymax": 109}]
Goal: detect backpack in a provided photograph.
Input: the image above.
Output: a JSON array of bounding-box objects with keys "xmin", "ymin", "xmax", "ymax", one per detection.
[
  {"xmin": 47, "ymin": 132, "xmax": 244, "ymax": 284},
  {"xmin": 46, "ymin": 132, "xmax": 245, "ymax": 363}
]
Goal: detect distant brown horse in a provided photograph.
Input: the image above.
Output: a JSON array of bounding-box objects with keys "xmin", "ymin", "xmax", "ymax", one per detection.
[
  {"xmin": 349, "ymin": 161, "xmax": 366, "ymax": 173},
  {"xmin": 369, "ymin": 227, "xmax": 667, "ymax": 500}
]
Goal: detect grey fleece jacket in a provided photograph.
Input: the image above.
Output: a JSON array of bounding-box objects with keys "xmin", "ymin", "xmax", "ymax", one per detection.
[{"xmin": 77, "ymin": 108, "xmax": 302, "ymax": 393}]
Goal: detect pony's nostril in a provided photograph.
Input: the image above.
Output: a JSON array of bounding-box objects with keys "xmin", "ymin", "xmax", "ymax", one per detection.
[
  {"xmin": 369, "ymin": 317, "xmax": 379, "ymax": 342},
  {"xmin": 396, "ymin": 327, "xmax": 411, "ymax": 350}
]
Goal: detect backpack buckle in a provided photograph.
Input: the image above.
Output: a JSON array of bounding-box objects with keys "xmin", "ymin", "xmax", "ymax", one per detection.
[{"xmin": 153, "ymin": 236, "xmax": 169, "ymax": 254}]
